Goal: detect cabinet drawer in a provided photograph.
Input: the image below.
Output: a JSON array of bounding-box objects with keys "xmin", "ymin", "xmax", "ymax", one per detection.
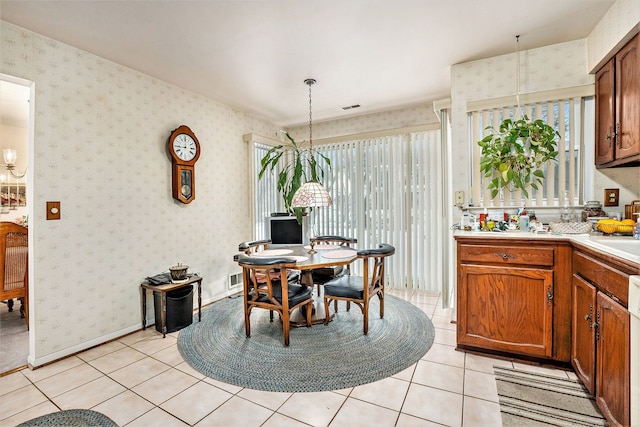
[
  {"xmin": 459, "ymin": 244, "xmax": 554, "ymax": 267},
  {"xmin": 573, "ymin": 251, "xmax": 628, "ymax": 306}
]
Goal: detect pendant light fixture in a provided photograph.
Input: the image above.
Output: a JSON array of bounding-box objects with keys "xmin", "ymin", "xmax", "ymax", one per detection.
[{"xmin": 291, "ymin": 78, "xmax": 333, "ymax": 208}]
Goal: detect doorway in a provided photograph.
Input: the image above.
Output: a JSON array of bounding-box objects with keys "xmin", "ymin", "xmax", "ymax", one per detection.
[{"xmin": 0, "ymin": 74, "xmax": 33, "ymax": 374}]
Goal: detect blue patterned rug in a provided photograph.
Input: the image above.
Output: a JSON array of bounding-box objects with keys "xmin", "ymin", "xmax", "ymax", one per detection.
[
  {"xmin": 16, "ymin": 409, "xmax": 117, "ymax": 426},
  {"xmin": 178, "ymin": 294, "xmax": 434, "ymax": 392}
]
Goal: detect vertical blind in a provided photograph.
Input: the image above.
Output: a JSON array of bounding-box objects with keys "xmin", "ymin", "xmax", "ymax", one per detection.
[
  {"xmin": 252, "ymin": 129, "xmax": 444, "ymax": 291},
  {"xmin": 469, "ymin": 97, "xmax": 586, "ymax": 208}
]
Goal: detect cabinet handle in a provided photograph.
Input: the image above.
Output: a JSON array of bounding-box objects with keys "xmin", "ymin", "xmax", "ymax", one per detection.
[
  {"xmin": 493, "ymin": 252, "xmax": 517, "ymax": 260},
  {"xmin": 606, "ymin": 126, "xmax": 613, "ymax": 143},
  {"xmin": 594, "ymin": 310, "xmax": 601, "ymax": 341},
  {"xmin": 585, "ymin": 303, "xmax": 593, "ymax": 329},
  {"xmin": 546, "ymin": 285, "xmax": 554, "ymax": 305},
  {"xmin": 615, "ymin": 123, "xmax": 621, "ymax": 146}
]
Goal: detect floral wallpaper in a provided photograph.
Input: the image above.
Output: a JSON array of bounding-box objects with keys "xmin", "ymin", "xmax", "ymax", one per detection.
[
  {"xmin": 286, "ymin": 104, "xmax": 439, "ymax": 142},
  {"xmin": 2, "ymin": 21, "xmax": 279, "ymax": 365},
  {"xmin": 587, "ymin": 0, "xmax": 640, "ymax": 72}
]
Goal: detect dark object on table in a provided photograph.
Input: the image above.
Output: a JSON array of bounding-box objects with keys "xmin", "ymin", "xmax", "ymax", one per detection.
[
  {"xmin": 145, "ymin": 272, "xmax": 172, "ymax": 285},
  {"xmin": 169, "ymin": 263, "xmax": 189, "ymax": 281}
]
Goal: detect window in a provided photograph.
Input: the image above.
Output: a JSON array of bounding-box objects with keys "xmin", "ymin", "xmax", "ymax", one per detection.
[
  {"xmin": 250, "ymin": 126, "xmax": 445, "ymax": 291},
  {"xmin": 468, "ymin": 94, "xmax": 594, "ymax": 208}
]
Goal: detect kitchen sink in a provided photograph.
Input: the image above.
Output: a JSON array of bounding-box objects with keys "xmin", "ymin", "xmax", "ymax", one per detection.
[{"xmin": 592, "ymin": 238, "xmax": 640, "ymax": 256}]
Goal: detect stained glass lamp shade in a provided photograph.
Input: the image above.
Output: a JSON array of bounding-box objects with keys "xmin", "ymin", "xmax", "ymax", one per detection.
[{"xmin": 291, "ymin": 181, "xmax": 333, "ymax": 208}]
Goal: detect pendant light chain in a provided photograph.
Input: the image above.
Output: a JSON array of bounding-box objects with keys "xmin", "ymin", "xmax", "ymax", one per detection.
[
  {"xmin": 515, "ymin": 35, "xmax": 521, "ymax": 118},
  {"xmin": 305, "ymin": 78, "xmax": 316, "ymax": 149}
]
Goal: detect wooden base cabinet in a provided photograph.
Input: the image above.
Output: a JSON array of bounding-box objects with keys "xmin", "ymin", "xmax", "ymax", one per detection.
[
  {"xmin": 571, "ymin": 275, "xmax": 596, "ymax": 394},
  {"xmin": 571, "ymin": 249, "xmax": 631, "ymax": 427},
  {"xmin": 455, "ymin": 238, "xmax": 572, "ymax": 363},
  {"xmin": 596, "ymin": 292, "xmax": 630, "ymax": 427},
  {"xmin": 458, "ymin": 264, "xmax": 553, "ymax": 357}
]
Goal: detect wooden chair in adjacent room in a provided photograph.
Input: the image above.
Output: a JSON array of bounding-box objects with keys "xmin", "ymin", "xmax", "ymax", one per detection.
[
  {"xmin": 309, "ymin": 235, "xmax": 357, "ymax": 297},
  {"xmin": 236, "ymin": 254, "xmax": 313, "ymax": 346},
  {"xmin": 322, "ymin": 243, "xmax": 395, "ymax": 335},
  {"xmin": 0, "ymin": 222, "xmax": 29, "ymax": 330}
]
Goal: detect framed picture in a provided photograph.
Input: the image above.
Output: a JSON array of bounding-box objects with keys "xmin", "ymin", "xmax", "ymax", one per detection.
[{"xmin": 0, "ymin": 183, "xmax": 26, "ymax": 207}]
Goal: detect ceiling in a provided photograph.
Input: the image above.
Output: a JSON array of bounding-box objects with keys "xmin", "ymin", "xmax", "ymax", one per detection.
[{"xmin": 0, "ymin": 0, "xmax": 615, "ymax": 127}]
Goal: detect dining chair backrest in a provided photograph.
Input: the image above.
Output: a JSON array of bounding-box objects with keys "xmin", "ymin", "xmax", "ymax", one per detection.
[
  {"xmin": 0, "ymin": 221, "xmax": 29, "ymax": 330},
  {"xmin": 238, "ymin": 239, "xmax": 272, "ymax": 255},
  {"xmin": 310, "ymin": 235, "xmax": 357, "ymax": 248},
  {"xmin": 236, "ymin": 254, "xmax": 313, "ymax": 346},
  {"xmin": 309, "ymin": 235, "xmax": 358, "ymax": 296},
  {"xmin": 322, "ymin": 243, "xmax": 395, "ymax": 334},
  {"xmin": 237, "ymin": 239, "xmax": 300, "ymax": 285}
]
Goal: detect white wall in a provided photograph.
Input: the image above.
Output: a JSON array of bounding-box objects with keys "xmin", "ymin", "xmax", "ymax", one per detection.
[
  {"xmin": 1, "ymin": 21, "xmax": 279, "ymax": 365},
  {"xmin": 587, "ymin": 0, "xmax": 640, "ymax": 72}
]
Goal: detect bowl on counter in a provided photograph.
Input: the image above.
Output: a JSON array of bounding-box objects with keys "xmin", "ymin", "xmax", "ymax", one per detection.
[{"xmin": 549, "ymin": 222, "xmax": 593, "ymax": 235}]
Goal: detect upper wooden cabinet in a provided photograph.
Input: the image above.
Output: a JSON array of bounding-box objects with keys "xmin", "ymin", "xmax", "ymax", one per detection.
[{"xmin": 595, "ymin": 33, "xmax": 640, "ymax": 168}]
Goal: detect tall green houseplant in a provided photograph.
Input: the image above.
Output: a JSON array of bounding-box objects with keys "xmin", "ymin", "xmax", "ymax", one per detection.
[
  {"xmin": 258, "ymin": 131, "xmax": 331, "ymax": 222},
  {"xmin": 478, "ymin": 115, "xmax": 559, "ymax": 199}
]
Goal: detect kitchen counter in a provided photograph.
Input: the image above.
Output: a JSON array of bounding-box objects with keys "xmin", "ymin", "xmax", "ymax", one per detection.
[{"xmin": 454, "ymin": 230, "xmax": 640, "ymax": 266}]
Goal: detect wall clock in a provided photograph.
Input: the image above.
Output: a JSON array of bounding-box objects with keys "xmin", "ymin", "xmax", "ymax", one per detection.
[{"xmin": 167, "ymin": 125, "xmax": 201, "ymax": 204}]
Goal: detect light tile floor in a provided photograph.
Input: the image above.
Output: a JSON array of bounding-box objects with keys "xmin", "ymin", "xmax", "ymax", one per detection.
[{"xmin": 0, "ymin": 289, "xmax": 576, "ymax": 426}]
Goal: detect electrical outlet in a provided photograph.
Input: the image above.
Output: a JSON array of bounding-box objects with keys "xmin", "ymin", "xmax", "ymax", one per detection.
[
  {"xmin": 604, "ymin": 188, "xmax": 619, "ymax": 207},
  {"xmin": 454, "ymin": 191, "xmax": 464, "ymax": 205}
]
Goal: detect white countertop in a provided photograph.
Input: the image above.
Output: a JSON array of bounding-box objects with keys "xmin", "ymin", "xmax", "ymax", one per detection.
[{"xmin": 454, "ymin": 230, "xmax": 640, "ymax": 265}]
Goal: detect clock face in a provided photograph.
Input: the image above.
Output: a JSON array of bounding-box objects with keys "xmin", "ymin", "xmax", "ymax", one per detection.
[{"xmin": 172, "ymin": 133, "xmax": 198, "ymax": 161}]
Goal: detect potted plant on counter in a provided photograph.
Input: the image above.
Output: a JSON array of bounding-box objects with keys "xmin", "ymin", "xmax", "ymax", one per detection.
[
  {"xmin": 258, "ymin": 130, "xmax": 331, "ymax": 223},
  {"xmin": 478, "ymin": 115, "xmax": 559, "ymax": 199}
]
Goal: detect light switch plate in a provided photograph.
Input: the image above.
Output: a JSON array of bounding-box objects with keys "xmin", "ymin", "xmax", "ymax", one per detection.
[
  {"xmin": 454, "ymin": 191, "xmax": 464, "ymax": 205},
  {"xmin": 46, "ymin": 201, "xmax": 61, "ymax": 220}
]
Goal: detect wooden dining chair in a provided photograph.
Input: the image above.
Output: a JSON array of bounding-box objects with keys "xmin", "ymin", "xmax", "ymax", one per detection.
[
  {"xmin": 309, "ymin": 235, "xmax": 357, "ymax": 297},
  {"xmin": 237, "ymin": 254, "xmax": 313, "ymax": 346},
  {"xmin": 322, "ymin": 243, "xmax": 395, "ymax": 335},
  {"xmin": 1, "ymin": 222, "xmax": 29, "ymax": 330},
  {"xmin": 238, "ymin": 239, "xmax": 300, "ymax": 284}
]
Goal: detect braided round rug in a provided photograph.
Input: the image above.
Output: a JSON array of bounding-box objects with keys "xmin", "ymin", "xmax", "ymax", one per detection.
[
  {"xmin": 17, "ymin": 409, "xmax": 117, "ymax": 427},
  {"xmin": 177, "ymin": 294, "xmax": 434, "ymax": 392}
]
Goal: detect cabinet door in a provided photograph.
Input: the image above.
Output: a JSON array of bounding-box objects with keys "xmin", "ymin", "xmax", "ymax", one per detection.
[
  {"xmin": 595, "ymin": 59, "xmax": 616, "ymax": 165},
  {"xmin": 457, "ymin": 264, "xmax": 554, "ymax": 357},
  {"xmin": 571, "ymin": 274, "xmax": 596, "ymax": 394},
  {"xmin": 615, "ymin": 34, "xmax": 640, "ymax": 160},
  {"xmin": 596, "ymin": 292, "xmax": 630, "ymax": 427}
]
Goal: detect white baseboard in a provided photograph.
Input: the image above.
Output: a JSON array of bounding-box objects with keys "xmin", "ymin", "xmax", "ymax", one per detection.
[
  {"xmin": 28, "ymin": 293, "xmax": 239, "ymax": 369},
  {"xmin": 28, "ymin": 323, "xmax": 142, "ymax": 368}
]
